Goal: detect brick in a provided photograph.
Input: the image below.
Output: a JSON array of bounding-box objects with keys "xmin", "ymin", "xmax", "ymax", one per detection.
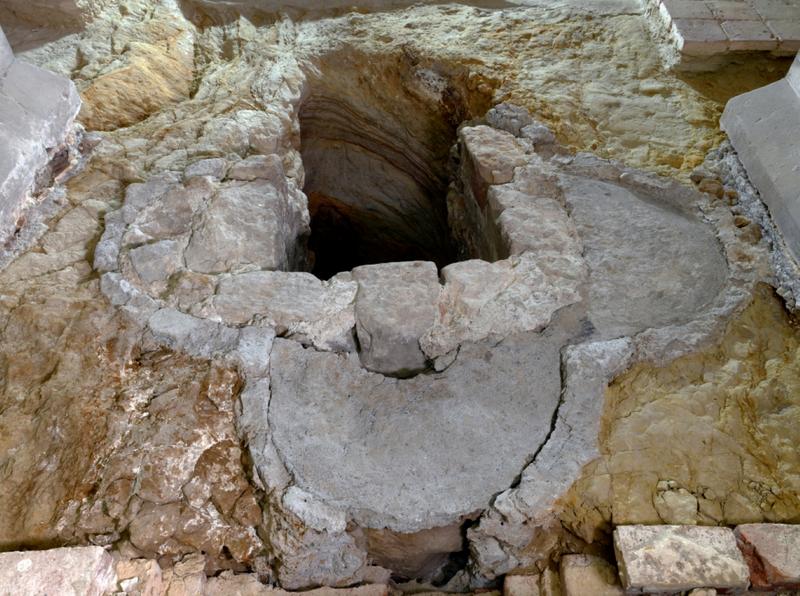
[
  {"xmin": 661, "ymin": 0, "xmax": 715, "ymax": 19},
  {"xmin": 706, "ymin": 0, "xmax": 763, "ymax": 20},
  {"xmin": 752, "ymin": 0, "xmax": 800, "ymax": 20},
  {"xmin": 735, "ymin": 524, "xmax": 800, "ymax": 591},
  {"xmin": 614, "ymin": 525, "xmax": 751, "ymax": 593},
  {"xmin": 672, "ymin": 18, "xmax": 730, "ymax": 54},
  {"xmin": 767, "ymin": 20, "xmax": 800, "ymax": 52},
  {"xmin": 722, "ymin": 19, "xmax": 779, "ymax": 50}
]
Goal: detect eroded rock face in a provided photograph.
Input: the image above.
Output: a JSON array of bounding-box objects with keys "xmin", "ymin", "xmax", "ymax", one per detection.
[{"xmin": 0, "ymin": 0, "xmax": 798, "ymax": 589}]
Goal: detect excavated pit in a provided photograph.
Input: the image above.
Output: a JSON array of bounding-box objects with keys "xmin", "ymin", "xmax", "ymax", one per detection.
[{"xmin": 298, "ymin": 51, "xmax": 490, "ymax": 279}]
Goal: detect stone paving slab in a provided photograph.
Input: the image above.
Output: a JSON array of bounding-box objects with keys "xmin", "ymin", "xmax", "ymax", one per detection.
[
  {"xmin": 735, "ymin": 524, "xmax": 800, "ymax": 590},
  {"xmin": 721, "ymin": 53, "xmax": 800, "ymax": 262},
  {"xmin": 614, "ymin": 525, "xmax": 751, "ymax": 593},
  {"xmin": 644, "ymin": 0, "xmax": 800, "ymax": 57},
  {"xmin": 0, "ymin": 547, "xmax": 116, "ymax": 596}
]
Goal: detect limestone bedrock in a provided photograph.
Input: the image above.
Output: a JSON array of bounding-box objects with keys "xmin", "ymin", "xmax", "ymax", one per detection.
[{"xmin": 0, "ymin": 0, "xmax": 798, "ymax": 587}]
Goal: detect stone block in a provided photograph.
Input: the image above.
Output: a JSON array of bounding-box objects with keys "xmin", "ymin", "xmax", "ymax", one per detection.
[
  {"xmin": 768, "ymin": 20, "xmax": 800, "ymax": 52},
  {"xmin": 560, "ymin": 554, "xmax": 623, "ymax": 596},
  {"xmin": 721, "ymin": 55, "xmax": 800, "ymax": 262},
  {"xmin": 706, "ymin": 0, "xmax": 762, "ymax": 20},
  {"xmin": 672, "ymin": 19, "xmax": 729, "ymax": 55},
  {"xmin": 661, "ymin": 0, "xmax": 715, "ymax": 20},
  {"xmin": 352, "ymin": 261, "xmax": 439, "ymax": 377},
  {"xmin": 754, "ymin": 0, "xmax": 800, "ymax": 20},
  {"xmin": 0, "ymin": 546, "xmax": 117, "ymax": 596},
  {"xmin": 460, "ymin": 125, "xmax": 528, "ymax": 185},
  {"xmin": 115, "ymin": 558, "xmax": 163, "ymax": 596},
  {"xmin": 613, "ymin": 525, "xmax": 750, "ymax": 593},
  {"xmin": 0, "ymin": 31, "xmax": 81, "ymax": 244},
  {"xmin": 735, "ymin": 523, "xmax": 800, "ymax": 590},
  {"xmin": 721, "ymin": 20, "xmax": 779, "ymax": 50}
]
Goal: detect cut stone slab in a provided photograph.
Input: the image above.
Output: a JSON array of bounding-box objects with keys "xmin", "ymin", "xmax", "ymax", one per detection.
[
  {"xmin": 560, "ymin": 554, "xmax": 623, "ymax": 596},
  {"xmin": 0, "ymin": 25, "xmax": 81, "ymax": 244},
  {"xmin": 648, "ymin": 0, "xmax": 800, "ymax": 60},
  {"xmin": 735, "ymin": 523, "xmax": 800, "ymax": 590},
  {"xmin": 562, "ymin": 174, "xmax": 728, "ymax": 338},
  {"xmin": 0, "ymin": 546, "xmax": 117, "ymax": 596},
  {"xmin": 614, "ymin": 525, "xmax": 751, "ymax": 593},
  {"xmin": 352, "ymin": 261, "xmax": 440, "ymax": 377},
  {"xmin": 267, "ymin": 328, "xmax": 567, "ymax": 532},
  {"xmin": 213, "ymin": 270, "xmax": 357, "ymax": 351},
  {"xmin": 460, "ymin": 125, "xmax": 528, "ymax": 185},
  {"xmin": 721, "ymin": 53, "xmax": 800, "ymax": 263}
]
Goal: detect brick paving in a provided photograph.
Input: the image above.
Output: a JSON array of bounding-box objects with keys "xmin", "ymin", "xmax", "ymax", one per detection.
[{"xmin": 644, "ymin": 0, "xmax": 800, "ymax": 57}]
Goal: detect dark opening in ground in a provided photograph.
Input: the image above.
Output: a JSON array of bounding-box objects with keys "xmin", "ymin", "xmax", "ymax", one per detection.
[
  {"xmin": 297, "ymin": 53, "xmax": 492, "ymax": 279},
  {"xmin": 299, "ymin": 95, "xmax": 459, "ymax": 279}
]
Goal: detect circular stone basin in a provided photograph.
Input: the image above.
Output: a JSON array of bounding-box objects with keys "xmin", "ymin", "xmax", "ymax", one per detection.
[{"xmin": 268, "ymin": 328, "xmax": 568, "ymax": 532}]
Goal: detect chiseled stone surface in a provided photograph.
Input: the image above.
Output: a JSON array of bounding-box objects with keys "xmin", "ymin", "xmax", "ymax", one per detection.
[
  {"xmin": 721, "ymin": 53, "xmax": 800, "ymax": 263},
  {"xmin": 560, "ymin": 554, "xmax": 623, "ymax": 596},
  {"xmin": 0, "ymin": 547, "xmax": 116, "ymax": 596},
  {"xmin": 614, "ymin": 525, "xmax": 750, "ymax": 593},
  {"xmin": 735, "ymin": 523, "xmax": 800, "ymax": 590}
]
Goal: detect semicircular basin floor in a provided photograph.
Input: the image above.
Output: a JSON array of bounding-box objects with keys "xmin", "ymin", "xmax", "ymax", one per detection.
[{"xmin": 268, "ymin": 326, "xmax": 571, "ymax": 532}]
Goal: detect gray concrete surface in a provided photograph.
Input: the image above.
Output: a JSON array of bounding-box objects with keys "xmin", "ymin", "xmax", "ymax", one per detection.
[
  {"xmin": 722, "ymin": 53, "xmax": 800, "ymax": 262},
  {"xmin": 0, "ymin": 25, "xmax": 80, "ymax": 244}
]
